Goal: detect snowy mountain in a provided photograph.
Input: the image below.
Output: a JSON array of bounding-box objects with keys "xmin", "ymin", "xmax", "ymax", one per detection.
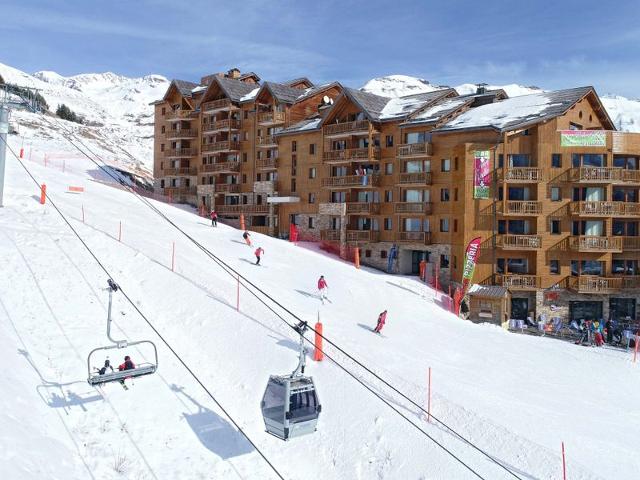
[
  {"xmin": 0, "ymin": 62, "xmax": 170, "ymax": 176},
  {"xmin": 361, "ymin": 75, "xmax": 640, "ymax": 133}
]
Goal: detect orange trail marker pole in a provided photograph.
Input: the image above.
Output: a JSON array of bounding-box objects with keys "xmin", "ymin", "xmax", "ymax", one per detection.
[
  {"xmin": 354, "ymin": 247, "xmax": 360, "ymax": 269},
  {"xmin": 19, "ymin": 147, "xmax": 24, "ymax": 159},
  {"xmin": 561, "ymin": 442, "xmax": 567, "ymax": 480},
  {"xmin": 634, "ymin": 334, "xmax": 639, "ymax": 363},
  {"xmin": 240, "ymin": 213, "xmax": 246, "ymax": 231},
  {"xmin": 171, "ymin": 242, "xmax": 175, "ymax": 272},
  {"xmin": 427, "ymin": 367, "xmax": 432, "ymax": 423},
  {"xmin": 118, "ymin": 221, "xmax": 122, "ymax": 242},
  {"xmin": 40, "ymin": 184, "xmax": 46, "ymax": 204},
  {"xmin": 314, "ymin": 312, "xmax": 324, "ymax": 361}
]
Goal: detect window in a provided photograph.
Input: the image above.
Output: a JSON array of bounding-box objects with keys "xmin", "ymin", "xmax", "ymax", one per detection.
[
  {"xmin": 291, "ymin": 178, "xmax": 296, "ymax": 192},
  {"xmin": 244, "ymin": 110, "xmax": 248, "ymax": 120},
  {"xmin": 550, "ymin": 260, "xmax": 560, "ymax": 274},
  {"xmin": 292, "ymin": 141, "xmax": 297, "ymax": 152},
  {"xmin": 242, "ymin": 152, "xmax": 248, "ymax": 162},
  {"xmin": 440, "ymin": 188, "xmax": 450, "ymax": 201},
  {"xmin": 365, "ymin": 249, "xmax": 372, "ymax": 258},
  {"xmin": 385, "ymin": 163, "xmax": 393, "ymax": 175},
  {"xmin": 384, "ymin": 218, "xmax": 392, "ymax": 230},
  {"xmin": 441, "ymin": 159, "xmax": 451, "ymax": 172},
  {"xmin": 498, "ymin": 154, "xmax": 504, "ymax": 168},
  {"xmin": 551, "ymin": 187, "xmax": 561, "ymax": 201},
  {"xmin": 440, "ymin": 218, "xmax": 449, "ymax": 232},
  {"xmin": 381, "ymin": 250, "xmax": 387, "ymax": 259},
  {"xmin": 308, "ymin": 217, "xmax": 316, "ymax": 229},
  {"xmin": 160, "ymin": 179, "xmax": 165, "ymax": 188},
  {"xmin": 161, "ymin": 107, "xmax": 166, "ymax": 115},
  {"xmin": 386, "ymin": 135, "xmax": 393, "ymax": 147},
  {"xmin": 454, "ymin": 188, "xmax": 458, "ymax": 201},
  {"xmin": 453, "ymin": 256, "xmax": 457, "ymax": 269},
  {"xmin": 385, "ymin": 190, "xmax": 393, "ymax": 202},
  {"xmin": 309, "ymin": 167, "xmax": 316, "ymax": 179},
  {"xmin": 552, "ymin": 154, "xmax": 562, "ymax": 168},
  {"xmin": 160, "ymin": 144, "xmax": 165, "ymax": 152},
  {"xmin": 569, "ymin": 122, "xmax": 582, "ymax": 130},
  {"xmin": 551, "ymin": 219, "xmax": 561, "ymax": 234},
  {"xmin": 454, "ymin": 157, "xmax": 459, "ymax": 170},
  {"xmin": 244, "ymin": 131, "xmax": 248, "ymax": 141},
  {"xmin": 161, "ymin": 125, "xmax": 165, "ymax": 134},
  {"xmin": 308, "ymin": 193, "xmax": 315, "ymax": 203},
  {"xmin": 453, "ymin": 219, "xmax": 458, "ymax": 232},
  {"xmin": 309, "ymin": 143, "xmax": 316, "ymax": 155},
  {"xmin": 242, "ymin": 174, "xmax": 247, "ymax": 184},
  {"xmin": 440, "ymin": 254, "xmax": 450, "ymax": 268}
]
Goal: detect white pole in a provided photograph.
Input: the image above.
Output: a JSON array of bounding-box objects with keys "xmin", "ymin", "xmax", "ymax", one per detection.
[{"xmin": 0, "ymin": 106, "xmax": 9, "ymax": 207}]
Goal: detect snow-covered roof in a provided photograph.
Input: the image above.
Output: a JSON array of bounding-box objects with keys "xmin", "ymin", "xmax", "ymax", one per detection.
[
  {"xmin": 435, "ymin": 86, "xmax": 603, "ymax": 133},
  {"xmin": 402, "ymin": 96, "xmax": 473, "ymax": 126},
  {"xmin": 240, "ymin": 87, "xmax": 260, "ymax": 102},
  {"xmin": 379, "ymin": 90, "xmax": 454, "ymax": 120},
  {"xmin": 276, "ymin": 116, "xmax": 323, "ymax": 136},
  {"xmin": 191, "ymin": 85, "xmax": 207, "ymax": 94},
  {"xmin": 468, "ymin": 284, "xmax": 508, "ymax": 298}
]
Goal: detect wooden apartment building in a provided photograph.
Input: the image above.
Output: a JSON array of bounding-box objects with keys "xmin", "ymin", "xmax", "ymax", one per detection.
[{"xmin": 152, "ymin": 69, "xmax": 640, "ymax": 323}]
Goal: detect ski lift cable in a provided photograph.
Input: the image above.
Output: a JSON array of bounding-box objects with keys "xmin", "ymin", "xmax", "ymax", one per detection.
[
  {"xmin": 0, "ymin": 137, "xmax": 286, "ymax": 480},
  {"xmin": 17, "ymin": 100, "xmax": 522, "ymax": 480}
]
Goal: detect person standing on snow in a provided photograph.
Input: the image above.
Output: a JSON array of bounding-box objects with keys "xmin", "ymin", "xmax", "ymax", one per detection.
[
  {"xmin": 373, "ymin": 310, "xmax": 387, "ymax": 334},
  {"xmin": 243, "ymin": 231, "xmax": 252, "ymax": 246},
  {"xmin": 210, "ymin": 210, "xmax": 218, "ymax": 227},
  {"xmin": 317, "ymin": 275, "xmax": 329, "ymax": 303},
  {"xmin": 255, "ymin": 247, "xmax": 264, "ymax": 265}
]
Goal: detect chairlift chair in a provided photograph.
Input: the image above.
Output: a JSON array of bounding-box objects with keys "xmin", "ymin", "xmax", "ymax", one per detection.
[
  {"xmin": 261, "ymin": 322, "xmax": 321, "ymax": 440},
  {"xmin": 87, "ymin": 280, "xmax": 158, "ymax": 386}
]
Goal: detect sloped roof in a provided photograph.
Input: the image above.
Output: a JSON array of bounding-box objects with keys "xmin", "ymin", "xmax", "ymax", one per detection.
[
  {"xmin": 468, "ymin": 284, "xmax": 509, "ymax": 298},
  {"xmin": 343, "ymin": 87, "xmax": 390, "ymax": 121},
  {"xmin": 238, "ymin": 72, "xmax": 261, "ymax": 82},
  {"xmin": 277, "ymin": 116, "xmax": 324, "ymax": 136},
  {"xmin": 283, "ymin": 77, "xmax": 314, "ymax": 88},
  {"xmin": 379, "ymin": 89, "xmax": 456, "ymax": 121},
  {"xmin": 215, "ymin": 75, "xmax": 260, "ymax": 102},
  {"xmin": 174, "ymin": 79, "xmax": 198, "ymax": 96},
  {"xmin": 402, "ymin": 96, "xmax": 474, "ymax": 126},
  {"xmin": 262, "ymin": 81, "xmax": 305, "ymax": 104},
  {"xmin": 435, "ymin": 86, "xmax": 613, "ymax": 133}
]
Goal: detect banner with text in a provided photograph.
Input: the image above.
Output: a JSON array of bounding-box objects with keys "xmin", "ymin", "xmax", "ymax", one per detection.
[
  {"xmin": 461, "ymin": 237, "xmax": 482, "ymax": 298},
  {"xmin": 560, "ymin": 130, "xmax": 606, "ymax": 147},
  {"xmin": 473, "ymin": 150, "xmax": 491, "ymax": 199}
]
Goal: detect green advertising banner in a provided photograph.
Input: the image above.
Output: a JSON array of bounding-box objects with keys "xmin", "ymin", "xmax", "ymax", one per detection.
[
  {"xmin": 473, "ymin": 150, "xmax": 490, "ymax": 199},
  {"xmin": 560, "ymin": 130, "xmax": 606, "ymax": 147}
]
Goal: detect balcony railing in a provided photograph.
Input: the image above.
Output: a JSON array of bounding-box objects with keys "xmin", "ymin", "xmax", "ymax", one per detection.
[
  {"xmin": 394, "ymin": 202, "xmax": 433, "ymax": 214},
  {"xmin": 622, "ymin": 169, "xmax": 640, "ymax": 184},
  {"xmin": 322, "ymin": 147, "xmax": 381, "ymax": 163},
  {"xmin": 623, "ymin": 236, "xmax": 640, "ymax": 251},
  {"xmin": 346, "ymin": 230, "xmax": 379, "ymax": 243},
  {"xmin": 497, "ymin": 234, "xmax": 542, "ymax": 249},
  {"xmin": 256, "ymin": 135, "xmax": 278, "ymax": 148},
  {"xmin": 395, "ymin": 231, "xmax": 432, "ymax": 244},
  {"xmin": 202, "ymin": 161, "xmax": 240, "ymax": 173},
  {"xmin": 165, "ymin": 110, "xmax": 198, "ymax": 121},
  {"xmin": 494, "ymin": 274, "xmax": 540, "ymax": 289},
  {"xmin": 569, "ymin": 236, "xmax": 623, "ymax": 252},
  {"xmin": 502, "ymin": 167, "xmax": 543, "ymax": 182},
  {"xmin": 256, "ymin": 158, "xmax": 278, "ymax": 169},
  {"xmin": 257, "ymin": 111, "xmax": 286, "ymax": 125},
  {"xmin": 399, "ymin": 172, "xmax": 432, "ymax": 185},
  {"xmin": 570, "ymin": 201, "xmax": 640, "ymax": 217},
  {"xmin": 503, "ymin": 201, "xmax": 542, "ymax": 215},
  {"xmin": 162, "ymin": 167, "xmax": 197, "ymax": 176},
  {"xmin": 323, "ymin": 120, "xmax": 371, "ymax": 137},
  {"xmin": 345, "ymin": 202, "xmax": 380, "ymax": 215},
  {"xmin": 166, "ymin": 128, "xmax": 198, "ymax": 139},
  {"xmin": 320, "ymin": 230, "xmax": 340, "ymax": 242},
  {"xmin": 214, "ymin": 183, "xmax": 241, "ymax": 194},
  {"xmin": 567, "ymin": 276, "xmax": 628, "ymax": 294},
  {"xmin": 162, "ymin": 186, "xmax": 196, "ymax": 196},
  {"xmin": 165, "ymin": 148, "xmax": 198, "ymax": 158},
  {"xmin": 202, "ymin": 141, "xmax": 241, "ymax": 153},
  {"xmin": 202, "ymin": 118, "xmax": 241, "ymax": 133},
  {"xmin": 397, "ymin": 143, "xmax": 432, "ymax": 157},
  {"xmin": 201, "ymin": 98, "xmax": 234, "ymax": 113},
  {"xmin": 216, "ymin": 204, "xmax": 271, "ymax": 215},
  {"xmin": 321, "ymin": 174, "xmax": 381, "ymax": 188}
]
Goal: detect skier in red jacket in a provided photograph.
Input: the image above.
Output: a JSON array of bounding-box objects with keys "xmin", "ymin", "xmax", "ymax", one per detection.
[
  {"xmin": 118, "ymin": 355, "xmax": 135, "ymax": 371},
  {"xmin": 255, "ymin": 247, "xmax": 264, "ymax": 265},
  {"xmin": 373, "ymin": 310, "xmax": 387, "ymax": 334},
  {"xmin": 210, "ymin": 210, "xmax": 217, "ymax": 227},
  {"xmin": 317, "ymin": 275, "xmax": 328, "ymax": 303}
]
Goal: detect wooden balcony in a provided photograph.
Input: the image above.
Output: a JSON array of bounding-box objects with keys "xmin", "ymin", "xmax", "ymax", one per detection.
[
  {"xmin": 621, "ymin": 169, "xmax": 640, "ymax": 184},
  {"xmin": 346, "ymin": 202, "xmax": 380, "ymax": 215},
  {"xmin": 202, "ymin": 118, "xmax": 241, "ymax": 134},
  {"xmin": 502, "ymin": 167, "xmax": 543, "ymax": 182},
  {"xmin": 216, "ymin": 204, "xmax": 271, "ymax": 215},
  {"xmin": 623, "ymin": 236, "xmax": 640, "ymax": 251},
  {"xmin": 213, "ymin": 183, "xmax": 241, "ymax": 194},
  {"xmin": 166, "ymin": 110, "xmax": 198, "ymax": 122},
  {"xmin": 503, "ymin": 201, "xmax": 542, "ymax": 216},
  {"xmin": 322, "ymin": 147, "xmax": 381, "ymax": 164},
  {"xmin": 202, "ymin": 161, "xmax": 240, "ymax": 173},
  {"xmin": 570, "ymin": 201, "xmax": 640, "ymax": 217},
  {"xmin": 494, "ymin": 274, "xmax": 540, "ymax": 289},
  {"xmin": 202, "ymin": 98, "xmax": 235, "ymax": 113},
  {"xmin": 165, "ymin": 148, "xmax": 197, "ymax": 158},
  {"xmin": 399, "ymin": 172, "xmax": 432, "ymax": 185},
  {"xmin": 567, "ymin": 275, "xmax": 636, "ymax": 294},
  {"xmin": 166, "ymin": 128, "xmax": 198, "ymax": 139},
  {"xmin": 323, "ymin": 120, "xmax": 371, "ymax": 137},
  {"xmin": 346, "ymin": 230, "xmax": 379, "ymax": 243},
  {"xmin": 321, "ymin": 174, "xmax": 381, "ymax": 189},
  {"xmin": 397, "ymin": 143, "xmax": 432, "ymax": 158},
  {"xmin": 162, "ymin": 186, "xmax": 196, "ymax": 196},
  {"xmin": 320, "ymin": 230, "xmax": 340, "ymax": 242},
  {"xmin": 395, "ymin": 231, "xmax": 432, "ymax": 244},
  {"xmin": 256, "ymin": 135, "xmax": 278, "ymax": 148},
  {"xmin": 569, "ymin": 166, "xmax": 626, "ymax": 183},
  {"xmin": 569, "ymin": 236, "xmax": 623, "ymax": 252},
  {"xmin": 202, "ymin": 141, "xmax": 241, "ymax": 153},
  {"xmin": 497, "ymin": 234, "xmax": 542, "ymax": 250},
  {"xmin": 394, "ymin": 202, "xmax": 433, "ymax": 214},
  {"xmin": 162, "ymin": 167, "xmax": 197, "ymax": 176},
  {"xmin": 256, "ymin": 158, "xmax": 278, "ymax": 170},
  {"xmin": 257, "ymin": 111, "xmax": 286, "ymax": 126}
]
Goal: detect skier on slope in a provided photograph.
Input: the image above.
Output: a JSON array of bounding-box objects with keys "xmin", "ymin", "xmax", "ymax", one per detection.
[
  {"xmin": 243, "ymin": 231, "xmax": 252, "ymax": 246},
  {"xmin": 317, "ymin": 275, "xmax": 329, "ymax": 303},
  {"xmin": 210, "ymin": 210, "xmax": 218, "ymax": 227},
  {"xmin": 255, "ymin": 247, "xmax": 264, "ymax": 265},
  {"xmin": 373, "ymin": 310, "xmax": 387, "ymax": 334},
  {"xmin": 118, "ymin": 355, "xmax": 135, "ymax": 371}
]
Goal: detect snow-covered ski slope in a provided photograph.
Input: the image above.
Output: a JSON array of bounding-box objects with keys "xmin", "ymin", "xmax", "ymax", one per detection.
[{"xmin": 1, "ymin": 141, "xmax": 639, "ymax": 479}]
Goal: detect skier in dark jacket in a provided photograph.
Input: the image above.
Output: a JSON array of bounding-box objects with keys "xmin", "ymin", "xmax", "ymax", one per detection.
[
  {"xmin": 118, "ymin": 356, "xmax": 135, "ymax": 371},
  {"xmin": 242, "ymin": 231, "xmax": 252, "ymax": 246},
  {"xmin": 374, "ymin": 310, "xmax": 387, "ymax": 334},
  {"xmin": 98, "ymin": 359, "xmax": 114, "ymax": 375}
]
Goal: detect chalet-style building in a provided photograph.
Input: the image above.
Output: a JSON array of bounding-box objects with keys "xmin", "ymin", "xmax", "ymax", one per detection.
[{"xmin": 152, "ymin": 69, "xmax": 640, "ymax": 324}]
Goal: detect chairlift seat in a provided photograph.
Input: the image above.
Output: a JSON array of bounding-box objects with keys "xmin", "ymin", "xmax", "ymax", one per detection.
[{"xmin": 88, "ymin": 364, "xmax": 157, "ymax": 386}]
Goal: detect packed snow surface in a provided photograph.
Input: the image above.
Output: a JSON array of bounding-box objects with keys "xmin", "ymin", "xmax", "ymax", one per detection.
[{"xmin": 1, "ymin": 135, "xmax": 640, "ymax": 479}]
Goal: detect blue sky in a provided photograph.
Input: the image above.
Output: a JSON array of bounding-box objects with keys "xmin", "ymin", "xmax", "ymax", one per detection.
[{"xmin": 2, "ymin": 0, "xmax": 640, "ymax": 96}]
